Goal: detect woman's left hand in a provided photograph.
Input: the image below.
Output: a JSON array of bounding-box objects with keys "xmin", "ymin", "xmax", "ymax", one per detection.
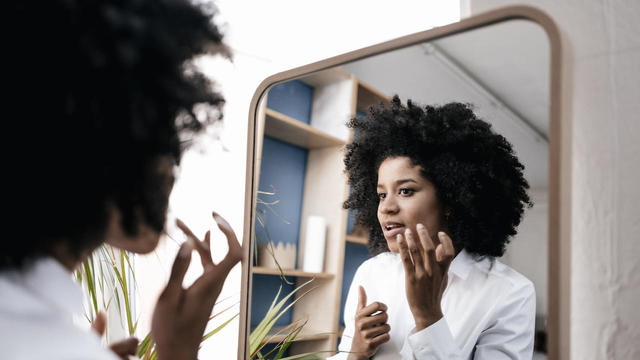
[{"xmin": 397, "ymin": 223, "xmax": 455, "ymax": 331}]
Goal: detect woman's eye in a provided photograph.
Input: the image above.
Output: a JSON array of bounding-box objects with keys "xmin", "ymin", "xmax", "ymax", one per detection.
[
  {"xmin": 377, "ymin": 192, "xmax": 386, "ymax": 199},
  {"xmin": 399, "ymin": 188, "xmax": 415, "ymax": 196}
]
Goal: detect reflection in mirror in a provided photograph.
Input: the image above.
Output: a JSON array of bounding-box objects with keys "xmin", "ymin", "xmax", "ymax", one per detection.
[{"xmin": 248, "ymin": 19, "xmax": 549, "ymax": 359}]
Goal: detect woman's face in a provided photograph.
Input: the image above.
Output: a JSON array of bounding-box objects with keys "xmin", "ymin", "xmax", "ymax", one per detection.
[{"xmin": 376, "ymin": 156, "xmax": 442, "ymax": 253}]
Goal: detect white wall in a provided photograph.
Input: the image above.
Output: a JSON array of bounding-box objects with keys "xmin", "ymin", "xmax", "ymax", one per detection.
[{"xmin": 466, "ymin": 0, "xmax": 640, "ymax": 359}]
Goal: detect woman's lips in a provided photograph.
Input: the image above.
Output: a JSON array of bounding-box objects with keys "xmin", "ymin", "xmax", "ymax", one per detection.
[{"xmin": 383, "ymin": 224, "xmax": 406, "ymax": 239}]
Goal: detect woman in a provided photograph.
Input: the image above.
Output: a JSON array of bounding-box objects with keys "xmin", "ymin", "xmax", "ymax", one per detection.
[
  {"xmin": 1, "ymin": 1, "xmax": 240, "ymax": 359},
  {"xmin": 336, "ymin": 97, "xmax": 536, "ymax": 359}
]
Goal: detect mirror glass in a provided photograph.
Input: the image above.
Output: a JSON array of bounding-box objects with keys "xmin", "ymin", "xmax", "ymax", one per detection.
[{"xmin": 248, "ymin": 19, "xmax": 550, "ymax": 359}]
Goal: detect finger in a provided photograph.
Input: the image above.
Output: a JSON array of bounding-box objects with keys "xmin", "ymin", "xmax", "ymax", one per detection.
[
  {"xmin": 357, "ymin": 285, "xmax": 367, "ymax": 311},
  {"xmin": 405, "ymin": 228, "xmax": 425, "ymax": 275},
  {"xmin": 437, "ymin": 231, "xmax": 456, "ymax": 264},
  {"xmin": 396, "ymin": 233, "xmax": 415, "ymax": 278},
  {"xmin": 363, "ymin": 323, "xmax": 391, "ymax": 339},
  {"xmin": 91, "ymin": 311, "xmax": 107, "ymax": 337},
  {"xmin": 198, "ymin": 230, "xmax": 213, "ymax": 268},
  {"xmin": 212, "ymin": 212, "xmax": 243, "ymax": 267},
  {"xmin": 176, "ymin": 218, "xmax": 199, "ymax": 243},
  {"xmin": 416, "ymin": 223, "xmax": 436, "ymax": 276},
  {"xmin": 369, "ymin": 332, "xmax": 391, "ymax": 348},
  {"xmin": 108, "ymin": 337, "xmax": 139, "ymax": 358},
  {"xmin": 161, "ymin": 241, "xmax": 193, "ymax": 301},
  {"xmin": 359, "ymin": 311, "xmax": 388, "ymax": 328},
  {"xmin": 358, "ymin": 301, "xmax": 388, "ymax": 317},
  {"xmin": 176, "ymin": 219, "xmax": 213, "ymax": 268}
]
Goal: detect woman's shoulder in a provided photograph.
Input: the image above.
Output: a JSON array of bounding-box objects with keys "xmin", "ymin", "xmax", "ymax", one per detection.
[
  {"xmin": 354, "ymin": 251, "xmax": 402, "ymax": 278},
  {"xmin": 485, "ymin": 258, "xmax": 536, "ymax": 299},
  {"xmin": 360, "ymin": 251, "xmax": 400, "ymax": 268},
  {"xmin": 461, "ymin": 250, "xmax": 535, "ymax": 299}
]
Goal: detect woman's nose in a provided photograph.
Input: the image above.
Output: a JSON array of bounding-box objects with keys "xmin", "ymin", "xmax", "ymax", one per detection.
[{"xmin": 380, "ymin": 197, "xmax": 399, "ymax": 214}]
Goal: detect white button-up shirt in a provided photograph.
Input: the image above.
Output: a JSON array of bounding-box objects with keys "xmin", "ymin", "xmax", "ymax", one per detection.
[
  {"xmin": 334, "ymin": 249, "xmax": 535, "ymax": 359},
  {"xmin": 0, "ymin": 258, "xmax": 118, "ymax": 360}
]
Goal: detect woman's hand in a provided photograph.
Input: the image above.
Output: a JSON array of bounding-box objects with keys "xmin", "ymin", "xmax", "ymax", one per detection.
[
  {"xmin": 151, "ymin": 211, "xmax": 243, "ymax": 360},
  {"xmin": 91, "ymin": 311, "xmax": 139, "ymax": 360},
  {"xmin": 348, "ymin": 286, "xmax": 391, "ymax": 360},
  {"xmin": 397, "ymin": 223, "xmax": 455, "ymax": 331}
]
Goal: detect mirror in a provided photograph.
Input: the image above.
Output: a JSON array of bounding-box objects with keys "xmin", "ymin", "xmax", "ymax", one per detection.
[{"xmin": 241, "ymin": 8, "xmax": 562, "ymax": 360}]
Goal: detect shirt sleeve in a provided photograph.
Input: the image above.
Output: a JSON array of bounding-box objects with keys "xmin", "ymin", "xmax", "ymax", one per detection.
[
  {"xmin": 328, "ymin": 262, "xmax": 366, "ymax": 360},
  {"xmin": 399, "ymin": 281, "xmax": 536, "ymax": 360},
  {"xmin": 473, "ymin": 281, "xmax": 536, "ymax": 359},
  {"xmin": 399, "ymin": 317, "xmax": 463, "ymax": 359}
]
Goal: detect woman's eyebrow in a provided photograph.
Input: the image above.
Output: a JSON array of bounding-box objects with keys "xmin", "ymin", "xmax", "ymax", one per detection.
[
  {"xmin": 396, "ymin": 179, "xmax": 417, "ymax": 185},
  {"xmin": 377, "ymin": 179, "xmax": 417, "ymax": 188}
]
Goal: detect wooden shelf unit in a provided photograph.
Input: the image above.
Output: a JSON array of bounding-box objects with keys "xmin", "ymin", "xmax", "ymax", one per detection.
[
  {"xmin": 261, "ymin": 326, "xmax": 334, "ymax": 344},
  {"xmin": 252, "ymin": 267, "xmax": 334, "ymax": 279},
  {"xmin": 264, "ymin": 108, "xmax": 346, "ymax": 149},
  {"xmin": 345, "ymin": 235, "xmax": 368, "ymax": 245},
  {"xmin": 250, "ymin": 67, "xmax": 389, "ymax": 357}
]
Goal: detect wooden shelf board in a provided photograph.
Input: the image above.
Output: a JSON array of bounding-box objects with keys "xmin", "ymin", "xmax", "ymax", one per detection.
[
  {"xmin": 298, "ymin": 67, "xmax": 352, "ymax": 87},
  {"xmin": 264, "ymin": 108, "xmax": 346, "ymax": 149},
  {"xmin": 252, "ymin": 266, "xmax": 335, "ymax": 279},
  {"xmin": 259, "ymin": 325, "xmax": 334, "ymax": 344},
  {"xmin": 345, "ymin": 235, "xmax": 368, "ymax": 245},
  {"xmin": 356, "ymin": 80, "xmax": 392, "ymax": 114}
]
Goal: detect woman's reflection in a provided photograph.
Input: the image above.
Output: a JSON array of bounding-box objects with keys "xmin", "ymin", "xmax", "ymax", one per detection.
[{"xmin": 335, "ymin": 97, "xmax": 535, "ymax": 359}]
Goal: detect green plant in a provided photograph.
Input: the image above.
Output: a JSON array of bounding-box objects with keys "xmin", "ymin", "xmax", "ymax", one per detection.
[
  {"xmin": 74, "ymin": 187, "xmax": 326, "ymax": 359},
  {"xmin": 249, "ymin": 279, "xmax": 339, "ymax": 360},
  {"xmin": 75, "ymin": 243, "xmax": 239, "ymax": 357}
]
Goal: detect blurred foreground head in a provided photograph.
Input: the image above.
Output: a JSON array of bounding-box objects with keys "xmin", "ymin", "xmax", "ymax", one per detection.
[{"xmin": 4, "ymin": 0, "xmax": 230, "ymax": 269}]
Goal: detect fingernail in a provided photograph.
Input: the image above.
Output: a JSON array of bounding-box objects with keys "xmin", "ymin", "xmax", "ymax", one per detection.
[
  {"xmin": 417, "ymin": 223, "xmax": 424, "ymax": 230},
  {"xmin": 405, "ymin": 228, "xmax": 411, "ymax": 235},
  {"xmin": 438, "ymin": 231, "xmax": 445, "ymax": 237},
  {"xmin": 396, "ymin": 234, "xmax": 402, "ymax": 241}
]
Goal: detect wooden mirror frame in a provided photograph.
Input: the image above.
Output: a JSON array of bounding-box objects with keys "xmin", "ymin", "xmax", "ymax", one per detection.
[{"xmin": 239, "ymin": 5, "xmax": 569, "ymax": 359}]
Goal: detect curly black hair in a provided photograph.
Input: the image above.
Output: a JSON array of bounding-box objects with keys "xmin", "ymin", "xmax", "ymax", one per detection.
[
  {"xmin": 3, "ymin": 0, "xmax": 229, "ymax": 269},
  {"xmin": 343, "ymin": 97, "xmax": 532, "ymax": 257}
]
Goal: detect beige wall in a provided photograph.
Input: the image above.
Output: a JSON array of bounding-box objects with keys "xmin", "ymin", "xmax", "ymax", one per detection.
[{"xmin": 466, "ymin": 1, "xmax": 640, "ymax": 359}]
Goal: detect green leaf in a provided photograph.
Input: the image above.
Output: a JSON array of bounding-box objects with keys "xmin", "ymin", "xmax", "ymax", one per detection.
[
  {"xmin": 201, "ymin": 313, "xmax": 239, "ymax": 343},
  {"xmin": 249, "ymin": 279, "xmax": 314, "ymax": 357}
]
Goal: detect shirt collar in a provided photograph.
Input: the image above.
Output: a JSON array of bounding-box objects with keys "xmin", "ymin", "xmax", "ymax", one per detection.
[
  {"xmin": 448, "ymin": 248, "xmax": 475, "ymax": 280},
  {"xmin": 22, "ymin": 257, "xmax": 85, "ymax": 316}
]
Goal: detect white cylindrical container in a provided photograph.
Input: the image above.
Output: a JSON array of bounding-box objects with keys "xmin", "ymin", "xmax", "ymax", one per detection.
[{"xmin": 302, "ymin": 216, "xmax": 327, "ymax": 273}]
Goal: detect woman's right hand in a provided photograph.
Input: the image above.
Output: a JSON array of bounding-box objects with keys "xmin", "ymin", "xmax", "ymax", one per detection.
[
  {"xmin": 348, "ymin": 286, "xmax": 391, "ymax": 360},
  {"xmin": 151, "ymin": 212, "xmax": 243, "ymax": 360}
]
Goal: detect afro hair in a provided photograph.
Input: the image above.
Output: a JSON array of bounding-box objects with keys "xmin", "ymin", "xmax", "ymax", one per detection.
[{"xmin": 343, "ymin": 96, "xmax": 532, "ymax": 257}]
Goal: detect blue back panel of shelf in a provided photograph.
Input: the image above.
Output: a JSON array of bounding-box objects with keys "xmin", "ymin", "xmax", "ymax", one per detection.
[
  {"xmin": 255, "ymin": 136, "xmax": 307, "ymax": 249},
  {"xmin": 339, "ymin": 242, "xmax": 371, "ymax": 325},
  {"xmin": 252, "ymin": 79, "xmax": 313, "ymax": 328},
  {"xmin": 267, "ymin": 80, "xmax": 314, "ymax": 124},
  {"xmin": 252, "ymin": 136, "xmax": 308, "ymax": 327},
  {"xmin": 251, "ymin": 275, "xmax": 296, "ymax": 328}
]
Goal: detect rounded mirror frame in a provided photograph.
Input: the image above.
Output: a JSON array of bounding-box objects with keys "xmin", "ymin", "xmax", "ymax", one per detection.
[{"xmin": 240, "ymin": 6, "xmax": 568, "ymax": 359}]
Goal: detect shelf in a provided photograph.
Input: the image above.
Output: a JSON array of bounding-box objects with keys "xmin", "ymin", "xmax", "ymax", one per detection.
[
  {"xmin": 260, "ymin": 325, "xmax": 334, "ymax": 344},
  {"xmin": 252, "ymin": 266, "xmax": 335, "ymax": 279},
  {"xmin": 298, "ymin": 67, "xmax": 352, "ymax": 87},
  {"xmin": 264, "ymin": 108, "xmax": 346, "ymax": 149},
  {"xmin": 345, "ymin": 235, "xmax": 368, "ymax": 245},
  {"xmin": 356, "ymin": 80, "xmax": 392, "ymax": 114}
]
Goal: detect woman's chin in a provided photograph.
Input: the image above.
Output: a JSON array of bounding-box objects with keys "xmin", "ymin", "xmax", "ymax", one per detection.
[{"xmin": 385, "ymin": 238, "xmax": 400, "ymax": 253}]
